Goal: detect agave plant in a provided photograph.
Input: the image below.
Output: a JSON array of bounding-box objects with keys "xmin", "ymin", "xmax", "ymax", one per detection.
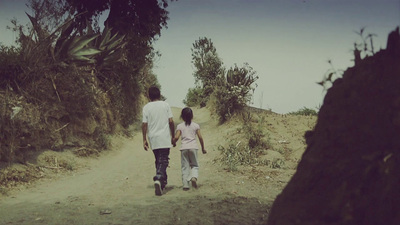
[
  {"xmin": 53, "ymin": 28, "xmax": 101, "ymax": 64},
  {"xmin": 93, "ymin": 23, "xmax": 126, "ymax": 69},
  {"xmin": 25, "ymin": 12, "xmax": 126, "ymax": 68}
]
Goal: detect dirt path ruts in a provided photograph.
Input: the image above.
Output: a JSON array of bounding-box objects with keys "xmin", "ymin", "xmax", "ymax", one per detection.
[{"xmin": 0, "ymin": 107, "xmax": 274, "ymax": 225}]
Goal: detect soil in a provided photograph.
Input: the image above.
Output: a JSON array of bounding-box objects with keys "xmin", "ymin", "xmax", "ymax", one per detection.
[
  {"xmin": 0, "ymin": 107, "xmax": 315, "ymax": 225},
  {"xmin": 267, "ymin": 28, "xmax": 400, "ymax": 225}
]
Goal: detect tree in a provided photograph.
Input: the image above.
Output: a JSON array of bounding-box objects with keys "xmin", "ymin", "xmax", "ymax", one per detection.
[
  {"xmin": 59, "ymin": 0, "xmax": 176, "ymax": 126},
  {"xmin": 191, "ymin": 37, "xmax": 224, "ymax": 102},
  {"xmin": 185, "ymin": 37, "xmax": 258, "ymax": 120},
  {"xmin": 213, "ymin": 63, "xmax": 258, "ymax": 123},
  {"xmin": 63, "ymin": 0, "xmax": 172, "ymax": 39},
  {"xmin": 0, "ymin": 0, "xmax": 176, "ymax": 163},
  {"xmin": 183, "ymin": 86, "xmax": 204, "ymax": 107},
  {"xmin": 27, "ymin": 0, "xmax": 68, "ymax": 33},
  {"xmin": 63, "ymin": 0, "xmax": 175, "ymax": 123}
]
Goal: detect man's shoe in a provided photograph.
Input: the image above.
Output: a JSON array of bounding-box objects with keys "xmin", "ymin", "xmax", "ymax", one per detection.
[
  {"xmin": 191, "ymin": 177, "xmax": 197, "ymax": 188},
  {"xmin": 154, "ymin": 180, "xmax": 162, "ymax": 196}
]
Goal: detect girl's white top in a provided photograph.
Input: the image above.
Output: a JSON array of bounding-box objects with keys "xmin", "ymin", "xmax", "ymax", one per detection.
[{"xmin": 177, "ymin": 122, "xmax": 200, "ymax": 150}]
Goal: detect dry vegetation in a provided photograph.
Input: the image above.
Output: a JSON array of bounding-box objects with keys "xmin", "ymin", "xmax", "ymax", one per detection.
[{"xmin": 0, "ymin": 106, "xmax": 317, "ymax": 225}]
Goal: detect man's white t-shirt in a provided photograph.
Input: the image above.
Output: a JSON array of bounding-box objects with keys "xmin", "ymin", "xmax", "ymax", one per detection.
[{"xmin": 142, "ymin": 101, "xmax": 173, "ymax": 150}]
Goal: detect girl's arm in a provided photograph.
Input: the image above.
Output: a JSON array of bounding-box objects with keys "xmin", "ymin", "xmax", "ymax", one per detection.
[
  {"xmin": 173, "ymin": 130, "xmax": 181, "ymax": 146},
  {"xmin": 196, "ymin": 130, "xmax": 207, "ymax": 154}
]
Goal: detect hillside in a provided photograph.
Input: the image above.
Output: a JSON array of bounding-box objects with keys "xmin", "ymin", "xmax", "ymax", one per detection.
[
  {"xmin": 267, "ymin": 27, "xmax": 400, "ymax": 225},
  {"xmin": 0, "ymin": 106, "xmax": 315, "ymax": 224}
]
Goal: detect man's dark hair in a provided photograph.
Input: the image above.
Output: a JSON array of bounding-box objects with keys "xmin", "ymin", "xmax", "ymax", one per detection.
[{"xmin": 148, "ymin": 86, "xmax": 161, "ymax": 101}]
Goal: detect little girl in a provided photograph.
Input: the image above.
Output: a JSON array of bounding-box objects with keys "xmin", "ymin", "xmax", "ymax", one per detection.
[{"xmin": 173, "ymin": 107, "xmax": 207, "ymax": 190}]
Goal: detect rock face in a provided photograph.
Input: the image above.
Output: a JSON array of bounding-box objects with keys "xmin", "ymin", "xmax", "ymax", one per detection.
[{"xmin": 267, "ymin": 27, "xmax": 400, "ymax": 225}]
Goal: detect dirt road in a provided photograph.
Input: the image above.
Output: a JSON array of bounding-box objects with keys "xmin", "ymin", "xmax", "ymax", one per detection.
[{"xmin": 0, "ymin": 107, "xmax": 287, "ymax": 225}]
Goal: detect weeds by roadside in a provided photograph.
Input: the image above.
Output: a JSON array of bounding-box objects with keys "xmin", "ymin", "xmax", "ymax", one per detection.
[
  {"xmin": 241, "ymin": 111, "xmax": 270, "ymax": 149},
  {"xmin": 0, "ymin": 186, "xmax": 8, "ymax": 196},
  {"xmin": 288, "ymin": 107, "xmax": 318, "ymax": 116},
  {"xmin": 217, "ymin": 142, "xmax": 266, "ymax": 172},
  {"xmin": 216, "ymin": 111, "xmax": 285, "ymax": 171}
]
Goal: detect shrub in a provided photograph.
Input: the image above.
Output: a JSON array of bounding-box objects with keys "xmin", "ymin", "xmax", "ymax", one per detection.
[
  {"xmin": 0, "ymin": 45, "xmax": 21, "ymax": 89},
  {"xmin": 183, "ymin": 87, "xmax": 206, "ymax": 107},
  {"xmin": 217, "ymin": 143, "xmax": 265, "ymax": 172},
  {"xmin": 212, "ymin": 63, "xmax": 258, "ymax": 123},
  {"xmin": 211, "ymin": 84, "xmax": 245, "ymax": 122},
  {"xmin": 241, "ymin": 112, "xmax": 270, "ymax": 149},
  {"xmin": 191, "ymin": 37, "xmax": 224, "ymax": 104},
  {"xmin": 216, "ymin": 111, "xmax": 271, "ymax": 171},
  {"xmin": 288, "ymin": 107, "xmax": 318, "ymax": 116},
  {"xmin": 0, "ymin": 91, "xmax": 43, "ymax": 163}
]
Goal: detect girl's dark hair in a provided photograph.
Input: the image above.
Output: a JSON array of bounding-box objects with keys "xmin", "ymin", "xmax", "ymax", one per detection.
[{"xmin": 181, "ymin": 107, "xmax": 193, "ymax": 126}]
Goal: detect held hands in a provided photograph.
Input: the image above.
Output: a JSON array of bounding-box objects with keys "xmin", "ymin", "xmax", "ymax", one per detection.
[
  {"xmin": 171, "ymin": 138, "xmax": 177, "ymax": 147},
  {"xmin": 143, "ymin": 140, "xmax": 149, "ymax": 151}
]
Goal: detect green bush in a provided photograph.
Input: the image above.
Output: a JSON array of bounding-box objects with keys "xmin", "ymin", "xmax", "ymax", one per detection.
[
  {"xmin": 288, "ymin": 107, "xmax": 318, "ymax": 116},
  {"xmin": 0, "ymin": 45, "xmax": 21, "ymax": 89},
  {"xmin": 217, "ymin": 143, "xmax": 265, "ymax": 172},
  {"xmin": 211, "ymin": 84, "xmax": 249, "ymax": 123},
  {"xmin": 212, "ymin": 63, "xmax": 258, "ymax": 123},
  {"xmin": 183, "ymin": 87, "xmax": 206, "ymax": 107},
  {"xmin": 211, "ymin": 84, "xmax": 243, "ymax": 122},
  {"xmin": 241, "ymin": 112, "xmax": 270, "ymax": 149},
  {"xmin": 216, "ymin": 111, "xmax": 271, "ymax": 171}
]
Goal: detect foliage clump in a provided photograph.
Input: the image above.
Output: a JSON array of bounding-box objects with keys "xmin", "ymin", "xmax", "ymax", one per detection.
[
  {"xmin": 217, "ymin": 111, "xmax": 271, "ymax": 171},
  {"xmin": 184, "ymin": 37, "xmax": 258, "ymax": 123},
  {"xmin": 0, "ymin": 0, "xmax": 172, "ymax": 163},
  {"xmin": 211, "ymin": 63, "xmax": 258, "ymax": 123},
  {"xmin": 288, "ymin": 107, "xmax": 318, "ymax": 116},
  {"xmin": 183, "ymin": 86, "xmax": 205, "ymax": 107}
]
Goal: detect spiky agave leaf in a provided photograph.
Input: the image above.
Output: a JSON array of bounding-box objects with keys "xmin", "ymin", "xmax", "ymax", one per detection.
[
  {"xmin": 92, "ymin": 26, "xmax": 127, "ymax": 69},
  {"xmin": 98, "ymin": 24, "xmax": 112, "ymax": 50},
  {"xmin": 25, "ymin": 12, "xmax": 44, "ymax": 42},
  {"xmin": 54, "ymin": 18, "xmax": 74, "ymax": 55},
  {"xmin": 68, "ymin": 34, "xmax": 99, "ymax": 55},
  {"xmin": 108, "ymin": 32, "xmax": 121, "ymax": 43},
  {"xmin": 72, "ymin": 47, "xmax": 101, "ymax": 57},
  {"xmin": 102, "ymin": 49, "xmax": 125, "ymax": 64},
  {"xmin": 55, "ymin": 36, "xmax": 74, "ymax": 61},
  {"xmin": 106, "ymin": 35, "xmax": 125, "ymax": 51},
  {"xmin": 73, "ymin": 55, "xmax": 92, "ymax": 61},
  {"xmin": 71, "ymin": 55, "xmax": 96, "ymax": 64}
]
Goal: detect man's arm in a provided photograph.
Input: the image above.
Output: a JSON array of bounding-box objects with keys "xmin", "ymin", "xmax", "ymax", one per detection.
[
  {"xmin": 169, "ymin": 118, "xmax": 175, "ymax": 147},
  {"xmin": 142, "ymin": 122, "xmax": 149, "ymax": 151}
]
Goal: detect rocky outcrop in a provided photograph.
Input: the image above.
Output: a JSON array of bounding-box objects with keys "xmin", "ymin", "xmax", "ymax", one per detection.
[{"xmin": 267, "ymin": 27, "xmax": 400, "ymax": 225}]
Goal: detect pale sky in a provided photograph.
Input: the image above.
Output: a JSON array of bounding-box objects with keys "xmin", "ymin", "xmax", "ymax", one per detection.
[{"xmin": 1, "ymin": 0, "xmax": 399, "ymax": 113}]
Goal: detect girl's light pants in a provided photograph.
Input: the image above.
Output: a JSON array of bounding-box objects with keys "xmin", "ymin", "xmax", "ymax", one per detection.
[{"xmin": 180, "ymin": 149, "xmax": 199, "ymax": 188}]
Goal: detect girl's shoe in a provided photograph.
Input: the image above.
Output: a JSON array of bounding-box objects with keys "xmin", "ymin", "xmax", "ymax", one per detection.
[
  {"xmin": 183, "ymin": 180, "xmax": 190, "ymax": 190},
  {"xmin": 191, "ymin": 177, "xmax": 197, "ymax": 188}
]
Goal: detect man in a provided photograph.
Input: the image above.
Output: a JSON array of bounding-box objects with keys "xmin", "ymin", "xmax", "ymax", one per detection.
[{"xmin": 142, "ymin": 86, "xmax": 175, "ymax": 196}]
